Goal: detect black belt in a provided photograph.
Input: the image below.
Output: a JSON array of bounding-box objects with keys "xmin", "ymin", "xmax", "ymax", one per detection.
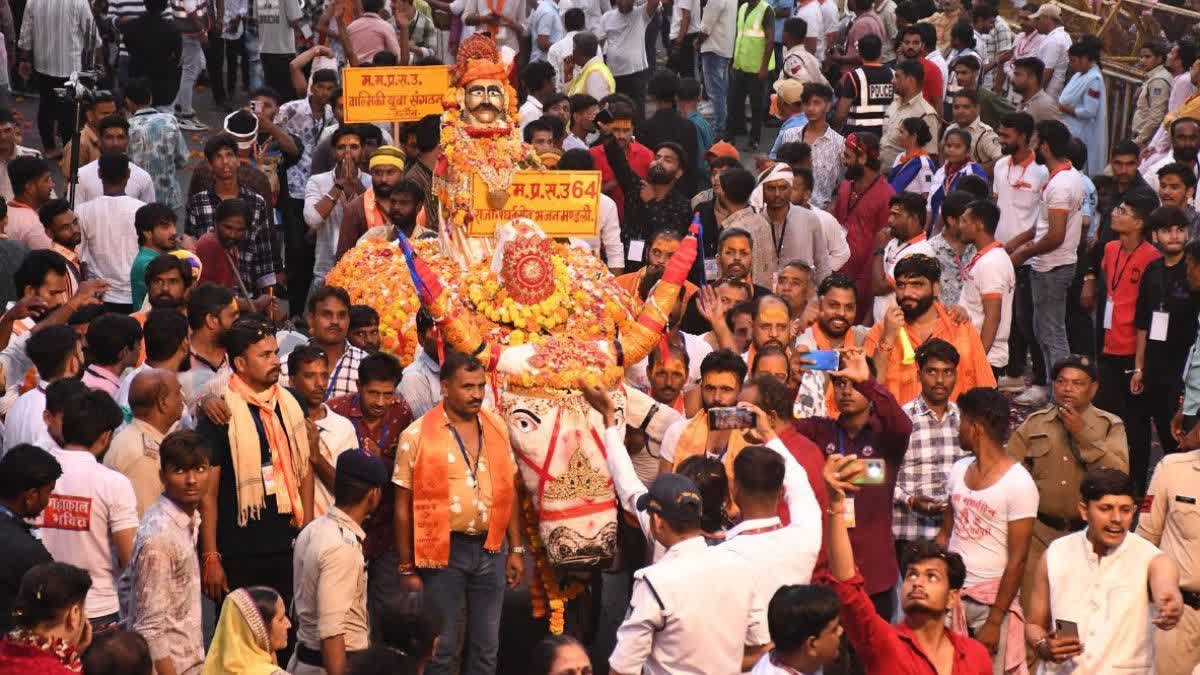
[
  {"xmin": 1183, "ymin": 590, "xmax": 1200, "ymax": 610},
  {"xmin": 1037, "ymin": 512, "xmax": 1085, "ymax": 532},
  {"xmin": 295, "ymin": 643, "xmax": 366, "ymax": 667}
]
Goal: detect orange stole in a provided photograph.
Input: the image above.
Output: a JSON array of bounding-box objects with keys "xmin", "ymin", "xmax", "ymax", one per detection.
[
  {"xmin": 671, "ymin": 412, "xmax": 749, "ymax": 477},
  {"xmin": 412, "ymin": 403, "xmax": 516, "ymax": 568}
]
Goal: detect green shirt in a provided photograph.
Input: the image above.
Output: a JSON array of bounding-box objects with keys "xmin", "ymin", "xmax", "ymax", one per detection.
[{"xmin": 130, "ymin": 247, "xmax": 159, "ymax": 311}]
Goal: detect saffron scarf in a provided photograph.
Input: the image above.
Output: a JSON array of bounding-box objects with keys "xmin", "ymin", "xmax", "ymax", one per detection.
[
  {"xmin": 225, "ymin": 374, "xmax": 309, "ymax": 528},
  {"xmin": 671, "ymin": 411, "xmax": 750, "ymax": 476},
  {"xmin": 412, "ymin": 402, "xmax": 516, "ymax": 568}
]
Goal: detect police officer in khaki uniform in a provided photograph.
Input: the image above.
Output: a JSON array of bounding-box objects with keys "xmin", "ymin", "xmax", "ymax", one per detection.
[
  {"xmin": 289, "ymin": 450, "xmax": 389, "ymax": 675},
  {"xmin": 1007, "ymin": 355, "xmax": 1129, "ymax": 619},
  {"xmin": 1138, "ymin": 449, "xmax": 1200, "ymax": 675},
  {"xmin": 1131, "ymin": 43, "xmax": 1175, "ymax": 147}
]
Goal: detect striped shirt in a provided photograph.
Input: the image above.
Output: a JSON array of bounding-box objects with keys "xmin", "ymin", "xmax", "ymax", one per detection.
[{"xmin": 18, "ymin": 0, "xmax": 102, "ymax": 78}]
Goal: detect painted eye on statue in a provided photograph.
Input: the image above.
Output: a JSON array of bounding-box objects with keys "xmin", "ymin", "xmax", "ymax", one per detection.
[{"xmin": 510, "ymin": 409, "xmax": 542, "ymax": 433}]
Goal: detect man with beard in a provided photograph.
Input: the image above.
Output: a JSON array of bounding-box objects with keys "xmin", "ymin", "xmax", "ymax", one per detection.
[
  {"xmin": 833, "ymin": 132, "xmax": 896, "ymax": 325},
  {"xmin": 872, "ymin": 192, "xmax": 936, "ymax": 324},
  {"xmin": 187, "ymin": 135, "xmax": 282, "ymax": 297},
  {"xmin": 1008, "ymin": 355, "xmax": 1128, "ymax": 624},
  {"xmin": 658, "ymin": 348, "xmax": 748, "ymax": 474},
  {"xmin": 793, "ymin": 272, "xmax": 873, "ymax": 419},
  {"xmin": 194, "ymin": 199, "xmax": 281, "ymax": 320},
  {"xmin": 797, "ymin": 348, "xmax": 913, "ymax": 620},
  {"xmin": 6, "ymin": 156, "xmax": 55, "ymax": 250},
  {"xmin": 823, "ymin": 449, "xmax": 991, "ymax": 673},
  {"xmin": 304, "ymin": 126, "xmax": 372, "ymax": 291},
  {"xmin": 130, "ymin": 204, "xmax": 180, "ymax": 311},
  {"xmin": 868, "ymin": 254, "xmax": 995, "ymax": 405},
  {"xmin": 74, "ymin": 116, "xmax": 157, "ymax": 206},
  {"xmin": 348, "ymin": 306, "xmax": 381, "ymax": 354},
  {"xmin": 141, "ymin": 255, "xmax": 194, "ymax": 316},
  {"xmin": 1156, "ymin": 163, "xmax": 1200, "ymax": 236},
  {"xmin": 182, "ymin": 284, "xmax": 239, "ymax": 421},
  {"xmin": 626, "ymin": 267, "xmax": 713, "ymax": 394},
  {"xmin": 1026, "ymin": 467, "xmax": 1182, "ymax": 672},
  {"xmin": 615, "ymin": 229, "xmax": 699, "ymax": 305},
  {"xmin": 1143, "ymin": 117, "xmax": 1200, "ymax": 212},
  {"xmin": 0, "ymin": 109, "xmax": 44, "ymax": 203},
  {"xmin": 197, "ymin": 318, "xmax": 314, "ymax": 650},
  {"xmin": 398, "ymin": 309, "xmax": 441, "ymax": 419},
  {"xmin": 39, "ymin": 199, "xmax": 84, "ymax": 298},
  {"xmin": 601, "ymin": 133, "xmax": 692, "ymax": 266},
  {"xmin": 728, "ymin": 167, "xmax": 786, "ymax": 285},
  {"xmin": 335, "ymin": 146, "xmax": 408, "ymax": 260}
]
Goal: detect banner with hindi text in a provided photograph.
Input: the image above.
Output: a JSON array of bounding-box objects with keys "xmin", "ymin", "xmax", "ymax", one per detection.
[
  {"xmin": 467, "ymin": 171, "xmax": 602, "ymax": 238},
  {"xmin": 342, "ymin": 66, "xmax": 451, "ymax": 123}
]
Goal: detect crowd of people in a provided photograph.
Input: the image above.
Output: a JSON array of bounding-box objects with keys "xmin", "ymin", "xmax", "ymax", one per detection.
[{"xmin": 0, "ymin": 0, "xmax": 1199, "ymax": 673}]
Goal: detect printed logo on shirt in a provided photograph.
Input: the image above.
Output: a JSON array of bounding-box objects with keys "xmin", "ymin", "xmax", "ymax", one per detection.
[
  {"xmin": 868, "ymin": 84, "xmax": 893, "ymax": 99},
  {"xmin": 950, "ymin": 495, "xmax": 997, "ymax": 540},
  {"xmin": 41, "ymin": 494, "xmax": 93, "ymax": 531}
]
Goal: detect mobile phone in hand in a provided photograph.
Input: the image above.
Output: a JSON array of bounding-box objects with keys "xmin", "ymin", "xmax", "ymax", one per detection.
[
  {"xmin": 850, "ymin": 458, "xmax": 886, "ymax": 485},
  {"xmin": 806, "ymin": 350, "xmax": 841, "ymax": 371},
  {"xmin": 707, "ymin": 406, "xmax": 756, "ymax": 431},
  {"xmin": 1054, "ymin": 620, "xmax": 1079, "ymax": 639}
]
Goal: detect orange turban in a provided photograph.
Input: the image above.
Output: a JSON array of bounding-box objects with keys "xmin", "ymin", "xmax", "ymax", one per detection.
[{"xmin": 460, "ymin": 58, "xmax": 509, "ymax": 86}]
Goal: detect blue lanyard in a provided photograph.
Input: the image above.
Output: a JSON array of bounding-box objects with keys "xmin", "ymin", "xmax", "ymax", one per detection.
[
  {"xmin": 325, "ymin": 354, "xmax": 346, "ymax": 400},
  {"xmin": 835, "ymin": 426, "xmax": 845, "ymax": 456},
  {"xmin": 448, "ymin": 419, "xmax": 482, "ymax": 482}
]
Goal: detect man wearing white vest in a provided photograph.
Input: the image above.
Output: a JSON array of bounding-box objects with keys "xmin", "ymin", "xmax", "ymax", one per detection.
[{"xmin": 1026, "ymin": 467, "xmax": 1183, "ymax": 673}]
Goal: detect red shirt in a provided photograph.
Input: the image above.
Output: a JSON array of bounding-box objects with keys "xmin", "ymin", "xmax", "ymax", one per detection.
[
  {"xmin": 833, "ymin": 175, "xmax": 896, "ymax": 323},
  {"xmin": 1101, "ymin": 239, "xmax": 1161, "ymax": 356},
  {"xmin": 195, "ymin": 232, "xmax": 239, "ymax": 290},
  {"xmin": 327, "ymin": 393, "xmax": 414, "ymax": 560},
  {"xmin": 919, "ymin": 57, "xmax": 944, "ymax": 109},
  {"xmin": 591, "ymin": 141, "xmax": 653, "ymax": 222},
  {"xmin": 0, "ymin": 635, "xmax": 82, "ymax": 675},
  {"xmin": 828, "ymin": 573, "xmax": 993, "ymax": 675}
]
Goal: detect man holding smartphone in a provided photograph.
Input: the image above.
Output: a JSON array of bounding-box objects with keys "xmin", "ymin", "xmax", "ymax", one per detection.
[{"xmin": 1026, "ymin": 467, "xmax": 1182, "ymax": 671}]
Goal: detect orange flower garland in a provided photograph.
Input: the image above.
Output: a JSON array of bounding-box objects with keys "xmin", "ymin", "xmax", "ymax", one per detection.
[{"xmin": 522, "ymin": 495, "xmax": 586, "ymax": 633}]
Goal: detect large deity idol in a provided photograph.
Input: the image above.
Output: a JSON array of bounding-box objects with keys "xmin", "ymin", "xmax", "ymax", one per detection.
[{"xmin": 436, "ymin": 34, "xmax": 540, "ymax": 267}]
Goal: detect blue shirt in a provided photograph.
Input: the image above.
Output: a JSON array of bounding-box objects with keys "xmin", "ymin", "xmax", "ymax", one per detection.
[
  {"xmin": 769, "ymin": 112, "xmax": 809, "ymax": 159},
  {"xmin": 529, "ymin": 0, "xmax": 564, "ymax": 62}
]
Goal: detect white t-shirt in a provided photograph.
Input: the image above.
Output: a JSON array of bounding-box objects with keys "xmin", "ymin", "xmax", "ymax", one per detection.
[
  {"xmin": 40, "ymin": 449, "xmax": 140, "ymax": 618},
  {"xmin": 313, "ymin": 406, "xmax": 359, "ymax": 517},
  {"xmin": 992, "ymin": 154, "xmax": 1049, "ymax": 248},
  {"xmin": 751, "ymin": 653, "xmax": 821, "ymax": 674},
  {"xmin": 792, "ymin": 0, "xmax": 825, "ymax": 56},
  {"xmin": 1030, "ymin": 166, "xmax": 1085, "ymax": 273},
  {"xmin": 947, "ymin": 457, "xmax": 1038, "ymax": 587},
  {"xmin": 77, "ymin": 195, "xmax": 145, "ymax": 305},
  {"xmin": 600, "ymin": 5, "xmax": 651, "ymax": 76},
  {"xmin": 813, "ymin": 206, "xmax": 851, "ymax": 273},
  {"xmin": 959, "ymin": 245, "xmax": 1015, "ymax": 368},
  {"xmin": 1037, "ymin": 26, "xmax": 1073, "ymax": 98},
  {"xmin": 74, "ymin": 160, "xmax": 157, "ymax": 206},
  {"xmin": 669, "ymin": 0, "xmax": 699, "ymax": 39},
  {"xmin": 3, "ymin": 385, "xmax": 47, "ymax": 452},
  {"xmin": 874, "ymin": 234, "xmax": 935, "ymax": 323}
]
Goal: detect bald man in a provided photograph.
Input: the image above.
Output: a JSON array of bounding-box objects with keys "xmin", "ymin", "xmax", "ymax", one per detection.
[{"xmin": 103, "ymin": 369, "xmax": 186, "ymax": 516}]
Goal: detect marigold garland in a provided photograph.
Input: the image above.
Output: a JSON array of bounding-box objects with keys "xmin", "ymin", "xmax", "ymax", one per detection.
[{"xmin": 522, "ymin": 495, "xmax": 586, "ymax": 633}]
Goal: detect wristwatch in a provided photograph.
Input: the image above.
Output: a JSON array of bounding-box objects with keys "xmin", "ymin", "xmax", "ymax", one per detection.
[{"xmin": 510, "ymin": 546, "xmax": 527, "ymax": 555}]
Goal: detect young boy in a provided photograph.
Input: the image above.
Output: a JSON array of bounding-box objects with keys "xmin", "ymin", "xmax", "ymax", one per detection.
[
  {"xmin": 1096, "ymin": 192, "xmax": 1162, "ymax": 493},
  {"xmin": 1133, "ymin": 206, "xmax": 1200, "ymax": 459},
  {"xmin": 957, "ymin": 199, "xmax": 1015, "ymax": 377}
]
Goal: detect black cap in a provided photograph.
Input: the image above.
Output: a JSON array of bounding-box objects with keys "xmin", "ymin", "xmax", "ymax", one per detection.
[
  {"xmin": 336, "ymin": 449, "xmax": 390, "ymax": 486},
  {"xmin": 635, "ymin": 472, "xmax": 702, "ymax": 521},
  {"xmin": 1051, "ymin": 354, "xmax": 1097, "ymax": 382}
]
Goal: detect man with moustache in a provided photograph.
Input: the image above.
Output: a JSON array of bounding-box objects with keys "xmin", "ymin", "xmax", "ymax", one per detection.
[
  {"xmin": 868, "ymin": 254, "xmax": 995, "ymax": 406},
  {"xmin": 393, "ymin": 351, "xmax": 525, "ymax": 675},
  {"xmin": 601, "ymin": 133, "xmax": 693, "ymax": 262},
  {"xmin": 872, "ymin": 192, "xmax": 936, "ymax": 324},
  {"xmin": 614, "ymin": 228, "xmax": 700, "ymax": 304},
  {"xmin": 793, "ymin": 272, "xmax": 874, "ymax": 419},
  {"xmin": 141, "ymin": 254, "xmax": 194, "ymax": 313},
  {"xmin": 658, "ymin": 349, "xmax": 750, "ymax": 479},
  {"xmin": 833, "ymin": 132, "xmax": 896, "ymax": 325},
  {"xmin": 283, "ymin": 286, "xmax": 368, "ymax": 401},
  {"xmin": 679, "ymin": 228, "xmax": 774, "ymax": 335},
  {"xmin": 197, "ymin": 319, "xmax": 314, "ymax": 647},
  {"xmin": 646, "ymin": 343, "xmax": 691, "ymax": 412},
  {"xmin": 1143, "ymin": 118, "xmax": 1200, "ymax": 212},
  {"xmin": 335, "ymin": 146, "xmax": 409, "ymax": 261},
  {"xmin": 305, "ymin": 126, "xmax": 372, "ymax": 290},
  {"xmin": 1008, "ymin": 355, "xmax": 1128, "ymax": 623}
]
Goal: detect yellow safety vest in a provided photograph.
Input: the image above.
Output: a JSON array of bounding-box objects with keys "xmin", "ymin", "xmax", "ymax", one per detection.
[{"xmin": 569, "ymin": 59, "xmax": 616, "ymax": 97}]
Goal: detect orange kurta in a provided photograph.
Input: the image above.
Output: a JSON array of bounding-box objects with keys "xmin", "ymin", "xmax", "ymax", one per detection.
[{"xmin": 865, "ymin": 303, "xmax": 996, "ymax": 405}]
